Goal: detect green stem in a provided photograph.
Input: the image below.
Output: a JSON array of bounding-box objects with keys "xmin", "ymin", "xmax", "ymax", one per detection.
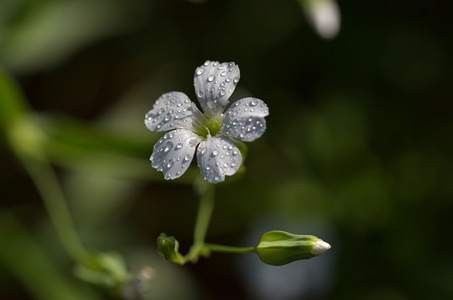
[
  {"xmin": 158, "ymin": 178, "xmax": 258, "ymax": 264},
  {"xmin": 204, "ymin": 243, "xmax": 256, "ymax": 254},
  {"xmin": 19, "ymin": 155, "xmax": 88, "ymax": 264},
  {"xmin": 193, "ymin": 179, "xmax": 215, "ymax": 245},
  {"xmin": 180, "ymin": 178, "xmax": 216, "ymax": 263}
]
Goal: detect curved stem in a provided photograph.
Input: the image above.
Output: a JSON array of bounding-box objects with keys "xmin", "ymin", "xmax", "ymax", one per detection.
[{"xmin": 19, "ymin": 155, "xmax": 88, "ymax": 264}]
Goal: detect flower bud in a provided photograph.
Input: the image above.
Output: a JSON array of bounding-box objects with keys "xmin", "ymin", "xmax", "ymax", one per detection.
[
  {"xmin": 255, "ymin": 230, "xmax": 331, "ymax": 266},
  {"xmin": 156, "ymin": 233, "xmax": 184, "ymax": 264}
]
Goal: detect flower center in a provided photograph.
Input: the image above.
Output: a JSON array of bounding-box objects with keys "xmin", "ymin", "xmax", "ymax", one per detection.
[{"xmin": 193, "ymin": 113, "xmax": 223, "ymax": 138}]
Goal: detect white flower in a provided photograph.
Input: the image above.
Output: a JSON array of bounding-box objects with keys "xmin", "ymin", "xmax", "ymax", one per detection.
[
  {"xmin": 301, "ymin": 0, "xmax": 341, "ymax": 39},
  {"xmin": 144, "ymin": 61, "xmax": 269, "ymax": 184}
]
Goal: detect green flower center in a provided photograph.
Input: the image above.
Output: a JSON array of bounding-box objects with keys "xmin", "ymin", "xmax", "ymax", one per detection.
[{"xmin": 192, "ymin": 113, "xmax": 223, "ymax": 139}]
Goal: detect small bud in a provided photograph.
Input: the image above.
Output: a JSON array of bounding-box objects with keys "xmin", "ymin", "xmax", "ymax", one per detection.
[
  {"xmin": 255, "ymin": 230, "xmax": 331, "ymax": 266},
  {"xmin": 156, "ymin": 233, "xmax": 184, "ymax": 264}
]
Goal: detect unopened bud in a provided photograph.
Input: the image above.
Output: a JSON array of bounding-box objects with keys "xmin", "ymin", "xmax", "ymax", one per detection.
[
  {"xmin": 156, "ymin": 233, "xmax": 184, "ymax": 264},
  {"xmin": 255, "ymin": 230, "xmax": 331, "ymax": 266}
]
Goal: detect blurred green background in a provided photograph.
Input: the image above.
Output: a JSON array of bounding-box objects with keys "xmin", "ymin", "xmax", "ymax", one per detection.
[{"xmin": 1, "ymin": 0, "xmax": 452, "ymax": 299}]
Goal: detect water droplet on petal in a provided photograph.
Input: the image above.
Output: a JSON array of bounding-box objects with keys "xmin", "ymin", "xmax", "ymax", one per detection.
[
  {"xmin": 233, "ymin": 77, "xmax": 239, "ymax": 84},
  {"xmin": 175, "ymin": 143, "xmax": 183, "ymax": 149},
  {"xmin": 164, "ymin": 141, "xmax": 173, "ymax": 152},
  {"xmin": 166, "ymin": 160, "xmax": 174, "ymax": 168},
  {"xmin": 212, "ymin": 150, "xmax": 219, "ymax": 156},
  {"xmin": 207, "ymin": 75, "xmax": 215, "ymax": 82},
  {"xmin": 184, "ymin": 154, "xmax": 191, "ymax": 161},
  {"xmin": 250, "ymin": 99, "xmax": 258, "ymax": 106},
  {"xmin": 196, "ymin": 67, "xmax": 205, "ymax": 76}
]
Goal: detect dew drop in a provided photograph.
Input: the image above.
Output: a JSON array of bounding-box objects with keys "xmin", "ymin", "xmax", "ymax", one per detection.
[
  {"xmin": 233, "ymin": 77, "xmax": 239, "ymax": 84},
  {"xmin": 196, "ymin": 67, "xmax": 205, "ymax": 76},
  {"xmin": 207, "ymin": 75, "xmax": 215, "ymax": 82},
  {"xmin": 212, "ymin": 150, "xmax": 219, "ymax": 156},
  {"xmin": 175, "ymin": 143, "xmax": 183, "ymax": 150},
  {"xmin": 166, "ymin": 160, "xmax": 174, "ymax": 168},
  {"xmin": 250, "ymin": 99, "xmax": 258, "ymax": 106},
  {"xmin": 163, "ymin": 141, "xmax": 173, "ymax": 152},
  {"xmin": 220, "ymin": 71, "xmax": 227, "ymax": 77}
]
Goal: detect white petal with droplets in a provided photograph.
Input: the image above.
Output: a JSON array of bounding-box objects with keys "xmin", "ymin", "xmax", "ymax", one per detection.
[
  {"xmin": 151, "ymin": 129, "xmax": 202, "ymax": 180},
  {"xmin": 145, "ymin": 92, "xmax": 198, "ymax": 132},
  {"xmin": 221, "ymin": 97, "xmax": 269, "ymax": 142},
  {"xmin": 196, "ymin": 135, "xmax": 242, "ymax": 183},
  {"xmin": 194, "ymin": 60, "xmax": 240, "ymax": 116}
]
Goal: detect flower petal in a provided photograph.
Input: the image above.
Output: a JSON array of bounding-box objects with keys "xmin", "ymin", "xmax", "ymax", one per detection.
[
  {"xmin": 221, "ymin": 97, "xmax": 269, "ymax": 142},
  {"xmin": 151, "ymin": 129, "xmax": 202, "ymax": 180},
  {"xmin": 197, "ymin": 135, "xmax": 242, "ymax": 184},
  {"xmin": 145, "ymin": 92, "xmax": 199, "ymax": 132},
  {"xmin": 194, "ymin": 61, "xmax": 240, "ymax": 116}
]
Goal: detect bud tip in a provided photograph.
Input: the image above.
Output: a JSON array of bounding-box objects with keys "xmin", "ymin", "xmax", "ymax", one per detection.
[{"xmin": 312, "ymin": 240, "xmax": 331, "ymax": 255}]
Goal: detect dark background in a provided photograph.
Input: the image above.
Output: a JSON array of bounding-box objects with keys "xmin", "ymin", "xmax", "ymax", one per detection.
[{"xmin": 1, "ymin": 0, "xmax": 452, "ymax": 299}]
